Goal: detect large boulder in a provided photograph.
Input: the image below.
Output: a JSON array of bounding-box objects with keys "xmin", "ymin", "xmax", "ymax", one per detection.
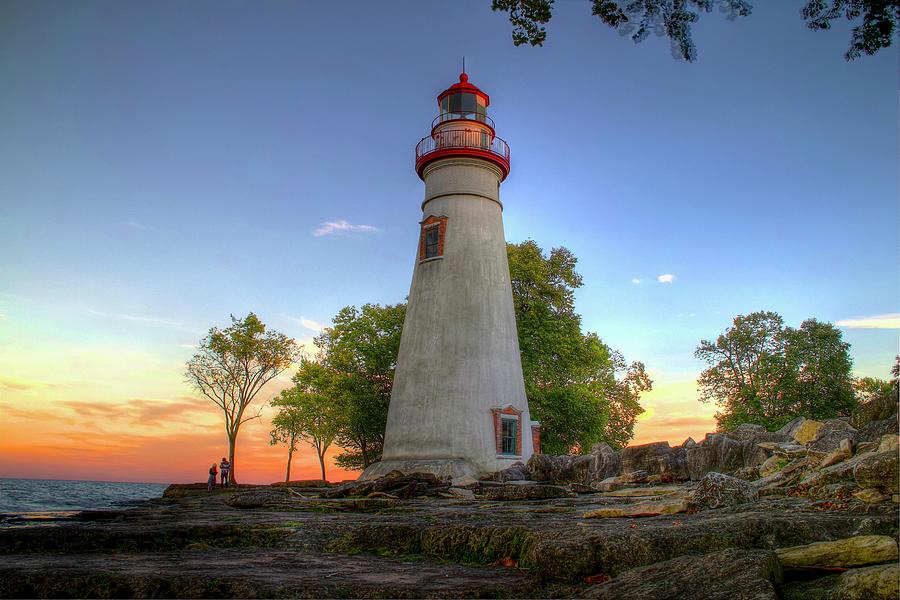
[
  {"xmin": 726, "ymin": 423, "xmax": 788, "ymax": 444},
  {"xmin": 807, "ymin": 419, "xmax": 858, "ymax": 454},
  {"xmin": 856, "ymin": 416, "xmax": 899, "ymax": 443},
  {"xmin": 829, "ymin": 564, "xmax": 900, "ymax": 600},
  {"xmin": 621, "ymin": 442, "xmax": 673, "ymax": 475},
  {"xmin": 686, "ymin": 434, "xmax": 767, "ymax": 480},
  {"xmin": 877, "ymin": 434, "xmax": 898, "ymax": 454},
  {"xmin": 526, "ymin": 453, "xmax": 594, "ymax": 485},
  {"xmin": 482, "ymin": 462, "xmax": 531, "ymax": 482},
  {"xmin": 779, "ymin": 564, "xmax": 900, "ymax": 600},
  {"xmin": 582, "ymin": 548, "xmax": 782, "ymax": 600},
  {"xmin": 659, "ymin": 446, "xmax": 690, "ymax": 481},
  {"xmin": 853, "ymin": 451, "xmax": 899, "ymax": 493},
  {"xmin": 775, "ymin": 416, "xmax": 807, "ymax": 439},
  {"xmin": 589, "ymin": 442, "xmax": 622, "ymax": 480},
  {"xmin": 776, "ymin": 535, "xmax": 898, "ymax": 569},
  {"xmin": 691, "ymin": 472, "xmax": 758, "ymax": 510},
  {"xmin": 792, "ymin": 420, "xmax": 824, "ymax": 445}
]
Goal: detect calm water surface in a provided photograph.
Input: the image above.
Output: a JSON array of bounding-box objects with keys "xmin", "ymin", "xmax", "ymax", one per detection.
[{"xmin": 0, "ymin": 478, "xmax": 168, "ymax": 526}]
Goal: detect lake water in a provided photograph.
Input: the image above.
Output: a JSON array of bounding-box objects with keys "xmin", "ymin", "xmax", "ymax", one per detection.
[{"xmin": 0, "ymin": 478, "xmax": 168, "ymax": 525}]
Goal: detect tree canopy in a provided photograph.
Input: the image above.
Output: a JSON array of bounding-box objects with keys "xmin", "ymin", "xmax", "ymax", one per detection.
[
  {"xmin": 292, "ymin": 303, "xmax": 406, "ymax": 470},
  {"xmin": 491, "ymin": 0, "xmax": 898, "ymax": 61},
  {"xmin": 185, "ymin": 313, "xmax": 299, "ymax": 483},
  {"xmin": 695, "ymin": 311, "xmax": 856, "ymax": 431},
  {"xmin": 270, "ymin": 371, "xmax": 342, "ymax": 482},
  {"xmin": 508, "ymin": 240, "xmax": 649, "ymax": 452}
]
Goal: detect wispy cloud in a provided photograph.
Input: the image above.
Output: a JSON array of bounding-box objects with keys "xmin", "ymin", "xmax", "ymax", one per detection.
[
  {"xmin": 631, "ymin": 278, "xmax": 643, "ymax": 285},
  {"xmin": 126, "ymin": 397, "xmax": 211, "ymax": 426},
  {"xmin": 313, "ymin": 220, "xmax": 379, "ymax": 237},
  {"xmin": 835, "ymin": 313, "xmax": 900, "ymax": 329},
  {"xmin": 62, "ymin": 401, "xmax": 126, "ymax": 418},
  {"xmin": 123, "ymin": 221, "xmax": 154, "ymax": 232},
  {"xmin": 299, "ymin": 317, "xmax": 324, "ymax": 332},
  {"xmin": 657, "ymin": 273, "xmax": 676, "ymax": 284},
  {"xmin": 88, "ymin": 309, "xmax": 180, "ymax": 327},
  {"xmin": 87, "ymin": 309, "xmax": 201, "ymax": 333},
  {"xmin": 178, "ymin": 343, "xmax": 198, "ymax": 350},
  {"xmin": 0, "ymin": 376, "xmax": 58, "ymax": 392}
]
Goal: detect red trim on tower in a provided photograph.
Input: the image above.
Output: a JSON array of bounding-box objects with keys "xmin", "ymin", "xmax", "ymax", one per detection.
[
  {"xmin": 531, "ymin": 424, "xmax": 541, "ymax": 455},
  {"xmin": 415, "ymin": 147, "xmax": 510, "ymax": 182}
]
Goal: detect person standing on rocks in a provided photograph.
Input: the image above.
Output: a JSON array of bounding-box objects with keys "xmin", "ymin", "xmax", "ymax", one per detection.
[
  {"xmin": 207, "ymin": 462, "xmax": 217, "ymax": 492},
  {"xmin": 219, "ymin": 457, "xmax": 231, "ymax": 488}
]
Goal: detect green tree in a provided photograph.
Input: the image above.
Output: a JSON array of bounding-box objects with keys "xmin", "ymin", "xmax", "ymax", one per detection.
[
  {"xmin": 269, "ymin": 397, "xmax": 305, "ymax": 483},
  {"xmin": 849, "ymin": 357, "xmax": 899, "ymax": 426},
  {"xmin": 695, "ymin": 311, "xmax": 857, "ymax": 431},
  {"xmin": 185, "ymin": 313, "xmax": 299, "ymax": 484},
  {"xmin": 508, "ymin": 240, "xmax": 649, "ymax": 452},
  {"xmin": 491, "ymin": 0, "xmax": 898, "ymax": 61},
  {"xmin": 270, "ymin": 367, "xmax": 341, "ymax": 482},
  {"xmin": 294, "ymin": 303, "xmax": 406, "ymax": 470},
  {"xmin": 783, "ymin": 318, "xmax": 855, "ymax": 417}
]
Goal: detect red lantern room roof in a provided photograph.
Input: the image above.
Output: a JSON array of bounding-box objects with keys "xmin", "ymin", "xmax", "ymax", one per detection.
[
  {"xmin": 436, "ymin": 72, "xmax": 490, "ymax": 107},
  {"xmin": 416, "ymin": 72, "xmax": 510, "ymax": 182}
]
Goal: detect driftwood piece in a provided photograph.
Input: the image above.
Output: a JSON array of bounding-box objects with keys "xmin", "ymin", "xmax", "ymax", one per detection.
[{"xmin": 322, "ymin": 471, "xmax": 451, "ymax": 499}]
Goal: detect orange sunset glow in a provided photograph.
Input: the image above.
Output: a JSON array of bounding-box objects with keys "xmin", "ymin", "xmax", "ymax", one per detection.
[{"xmin": 0, "ymin": 354, "xmax": 715, "ymax": 484}]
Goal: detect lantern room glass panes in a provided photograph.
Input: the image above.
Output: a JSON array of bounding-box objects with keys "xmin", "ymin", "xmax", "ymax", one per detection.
[
  {"xmin": 441, "ymin": 93, "xmax": 486, "ymax": 123},
  {"xmin": 501, "ymin": 417, "xmax": 518, "ymax": 455}
]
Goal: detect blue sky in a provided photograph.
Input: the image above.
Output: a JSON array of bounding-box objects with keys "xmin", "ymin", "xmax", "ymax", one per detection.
[{"xmin": 0, "ymin": 1, "xmax": 897, "ymax": 478}]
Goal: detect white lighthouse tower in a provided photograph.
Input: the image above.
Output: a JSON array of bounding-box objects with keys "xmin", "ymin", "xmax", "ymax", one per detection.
[{"xmin": 363, "ymin": 73, "xmax": 538, "ymax": 481}]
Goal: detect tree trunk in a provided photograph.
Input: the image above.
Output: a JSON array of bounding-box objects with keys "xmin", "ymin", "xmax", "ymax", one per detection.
[
  {"xmin": 285, "ymin": 446, "xmax": 294, "ymax": 483},
  {"xmin": 228, "ymin": 436, "xmax": 237, "ymax": 485},
  {"xmin": 318, "ymin": 449, "xmax": 327, "ymax": 482}
]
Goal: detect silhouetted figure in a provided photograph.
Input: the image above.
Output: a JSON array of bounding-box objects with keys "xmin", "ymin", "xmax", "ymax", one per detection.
[
  {"xmin": 207, "ymin": 463, "xmax": 217, "ymax": 492},
  {"xmin": 219, "ymin": 457, "xmax": 231, "ymax": 488}
]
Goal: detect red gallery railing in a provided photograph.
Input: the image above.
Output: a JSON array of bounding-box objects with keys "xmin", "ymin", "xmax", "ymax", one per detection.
[{"xmin": 415, "ymin": 129, "xmax": 510, "ymax": 162}]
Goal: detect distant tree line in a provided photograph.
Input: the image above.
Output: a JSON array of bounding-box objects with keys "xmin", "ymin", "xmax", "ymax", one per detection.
[{"xmin": 695, "ymin": 310, "xmax": 898, "ymax": 431}]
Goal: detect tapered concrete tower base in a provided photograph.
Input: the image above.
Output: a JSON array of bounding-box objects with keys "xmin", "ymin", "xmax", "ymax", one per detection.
[{"xmin": 361, "ymin": 458, "xmax": 479, "ymax": 482}]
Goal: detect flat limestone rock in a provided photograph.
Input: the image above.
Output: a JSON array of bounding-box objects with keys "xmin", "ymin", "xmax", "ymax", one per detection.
[
  {"xmin": 0, "ymin": 549, "xmax": 535, "ymax": 599},
  {"xmin": 775, "ymin": 535, "xmax": 898, "ymax": 569},
  {"xmin": 583, "ymin": 498, "xmax": 687, "ymax": 519},
  {"xmin": 853, "ymin": 488, "xmax": 891, "ymax": 503},
  {"xmin": 477, "ymin": 482, "xmax": 571, "ymax": 500},
  {"xmin": 779, "ymin": 564, "xmax": 900, "ymax": 600},
  {"xmin": 601, "ymin": 486, "xmax": 682, "ymax": 497},
  {"xmin": 581, "ymin": 548, "xmax": 782, "ymax": 600}
]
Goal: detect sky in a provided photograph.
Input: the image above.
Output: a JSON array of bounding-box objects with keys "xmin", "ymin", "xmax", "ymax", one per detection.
[{"xmin": 0, "ymin": 1, "xmax": 897, "ymax": 484}]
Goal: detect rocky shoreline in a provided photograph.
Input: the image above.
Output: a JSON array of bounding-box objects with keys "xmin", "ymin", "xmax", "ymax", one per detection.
[{"xmin": 1, "ymin": 416, "xmax": 897, "ymax": 598}]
